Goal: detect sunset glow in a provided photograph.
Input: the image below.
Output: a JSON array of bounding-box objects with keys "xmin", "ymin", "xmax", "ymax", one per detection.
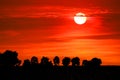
[{"xmin": 0, "ymin": 0, "xmax": 120, "ymax": 65}]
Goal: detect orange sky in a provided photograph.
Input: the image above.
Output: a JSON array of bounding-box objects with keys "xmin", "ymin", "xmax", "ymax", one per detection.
[{"xmin": 0, "ymin": 0, "xmax": 120, "ymax": 65}]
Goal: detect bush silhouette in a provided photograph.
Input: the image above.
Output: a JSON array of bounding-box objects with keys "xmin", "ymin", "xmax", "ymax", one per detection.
[
  {"xmin": 40, "ymin": 56, "xmax": 53, "ymax": 66},
  {"xmin": 82, "ymin": 58, "xmax": 102, "ymax": 67},
  {"xmin": 0, "ymin": 50, "xmax": 103, "ymax": 68},
  {"xmin": 62, "ymin": 57, "xmax": 71, "ymax": 66},
  {"xmin": 23, "ymin": 59, "xmax": 31, "ymax": 67},
  {"xmin": 82, "ymin": 60, "xmax": 91, "ymax": 67},
  {"xmin": 71, "ymin": 57, "xmax": 80, "ymax": 66},
  {"xmin": 91, "ymin": 57, "xmax": 102, "ymax": 67},
  {"xmin": 31, "ymin": 56, "xmax": 38, "ymax": 65},
  {"xmin": 53, "ymin": 56, "xmax": 60, "ymax": 66},
  {"xmin": 0, "ymin": 50, "xmax": 20, "ymax": 67}
]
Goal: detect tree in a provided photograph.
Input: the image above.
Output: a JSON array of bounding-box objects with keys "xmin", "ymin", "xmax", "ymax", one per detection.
[
  {"xmin": 62, "ymin": 57, "xmax": 71, "ymax": 66},
  {"xmin": 91, "ymin": 57, "xmax": 102, "ymax": 67},
  {"xmin": 82, "ymin": 58, "xmax": 102, "ymax": 68},
  {"xmin": 40, "ymin": 57, "xmax": 49, "ymax": 65},
  {"xmin": 82, "ymin": 60, "xmax": 91, "ymax": 67},
  {"xmin": 0, "ymin": 50, "xmax": 20, "ymax": 67},
  {"xmin": 0, "ymin": 53, "xmax": 3, "ymax": 66},
  {"xmin": 71, "ymin": 57, "xmax": 80, "ymax": 66},
  {"xmin": 53, "ymin": 56, "xmax": 60, "ymax": 66},
  {"xmin": 40, "ymin": 56, "xmax": 53, "ymax": 66},
  {"xmin": 23, "ymin": 59, "xmax": 31, "ymax": 67},
  {"xmin": 31, "ymin": 56, "xmax": 38, "ymax": 65},
  {"xmin": 15, "ymin": 60, "xmax": 21, "ymax": 66}
]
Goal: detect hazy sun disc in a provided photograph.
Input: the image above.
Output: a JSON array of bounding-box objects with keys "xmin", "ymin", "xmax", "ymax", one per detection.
[{"xmin": 74, "ymin": 13, "xmax": 87, "ymax": 24}]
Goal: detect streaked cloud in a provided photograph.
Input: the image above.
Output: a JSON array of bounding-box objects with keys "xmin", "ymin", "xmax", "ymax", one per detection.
[{"xmin": 0, "ymin": 6, "xmax": 110, "ymax": 18}]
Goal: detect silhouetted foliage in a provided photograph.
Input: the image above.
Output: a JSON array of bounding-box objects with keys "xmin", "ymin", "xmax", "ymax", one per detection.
[
  {"xmin": 0, "ymin": 50, "xmax": 119, "ymax": 80},
  {"xmin": 71, "ymin": 57, "xmax": 80, "ymax": 66},
  {"xmin": 82, "ymin": 60, "xmax": 91, "ymax": 67},
  {"xmin": 31, "ymin": 56, "xmax": 38, "ymax": 65},
  {"xmin": 62, "ymin": 57, "xmax": 71, "ymax": 66},
  {"xmin": 91, "ymin": 57, "xmax": 102, "ymax": 67},
  {"xmin": 23, "ymin": 59, "xmax": 31, "ymax": 67},
  {"xmin": 53, "ymin": 56, "xmax": 60, "ymax": 66},
  {"xmin": 0, "ymin": 53, "xmax": 3, "ymax": 66},
  {"xmin": 40, "ymin": 56, "xmax": 49, "ymax": 65},
  {"xmin": 48, "ymin": 60, "xmax": 53, "ymax": 66},
  {"xmin": 16, "ymin": 60, "xmax": 21, "ymax": 66},
  {"xmin": 40, "ymin": 56, "xmax": 53, "ymax": 66},
  {"xmin": 0, "ymin": 50, "xmax": 20, "ymax": 66},
  {"xmin": 82, "ymin": 58, "xmax": 102, "ymax": 67}
]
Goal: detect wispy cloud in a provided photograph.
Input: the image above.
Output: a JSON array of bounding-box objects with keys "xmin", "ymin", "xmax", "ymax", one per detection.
[
  {"xmin": 0, "ymin": 6, "xmax": 110, "ymax": 18},
  {"xmin": 73, "ymin": 33, "xmax": 120, "ymax": 40},
  {"xmin": 0, "ymin": 0, "xmax": 120, "ymax": 10}
]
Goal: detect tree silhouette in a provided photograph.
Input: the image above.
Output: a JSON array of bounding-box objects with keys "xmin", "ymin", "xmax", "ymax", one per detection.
[
  {"xmin": 71, "ymin": 57, "xmax": 80, "ymax": 66},
  {"xmin": 53, "ymin": 56, "xmax": 60, "ymax": 66},
  {"xmin": 41, "ymin": 56, "xmax": 49, "ymax": 65},
  {"xmin": 15, "ymin": 60, "xmax": 21, "ymax": 66},
  {"xmin": 23, "ymin": 59, "xmax": 31, "ymax": 67},
  {"xmin": 62, "ymin": 57, "xmax": 71, "ymax": 66},
  {"xmin": 82, "ymin": 60, "xmax": 91, "ymax": 67},
  {"xmin": 91, "ymin": 57, "xmax": 102, "ymax": 67},
  {"xmin": 31, "ymin": 56, "xmax": 38, "ymax": 65},
  {"xmin": 40, "ymin": 56, "xmax": 53, "ymax": 66},
  {"xmin": 0, "ymin": 50, "xmax": 20, "ymax": 67},
  {"xmin": 0, "ymin": 53, "xmax": 3, "ymax": 66},
  {"xmin": 82, "ymin": 58, "xmax": 102, "ymax": 67}
]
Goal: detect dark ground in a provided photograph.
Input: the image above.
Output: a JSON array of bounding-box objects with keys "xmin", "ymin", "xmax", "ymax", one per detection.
[{"xmin": 0, "ymin": 66, "xmax": 119, "ymax": 80}]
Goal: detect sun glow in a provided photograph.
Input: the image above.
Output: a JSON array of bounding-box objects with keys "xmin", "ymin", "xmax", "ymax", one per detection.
[{"xmin": 74, "ymin": 13, "xmax": 87, "ymax": 24}]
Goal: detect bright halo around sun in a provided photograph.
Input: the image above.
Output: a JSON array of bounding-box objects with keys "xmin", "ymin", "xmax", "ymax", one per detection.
[{"xmin": 74, "ymin": 12, "xmax": 87, "ymax": 24}]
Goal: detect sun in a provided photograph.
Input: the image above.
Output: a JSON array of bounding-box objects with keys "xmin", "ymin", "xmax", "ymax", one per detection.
[{"xmin": 74, "ymin": 12, "xmax": 87, "ymax": 24}]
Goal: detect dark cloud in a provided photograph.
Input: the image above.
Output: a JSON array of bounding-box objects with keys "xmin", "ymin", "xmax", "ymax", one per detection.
[
  {"xmin": 73, "ymin": 33, "xmax": 120, "ymax": 40},
  {"xmin": 0, "ymin": 0, "xmax": 92, "ymax": 7},
  {"xmin": 88, "ymin": 12, "xmax": 120, "ymax": 33},
  {"xmin": 0, "ymin": 0, "xmax": 120, "ymax": 10},
  {"xmin": 0, "ymin": 35, "xmax": 71, "ymax": 45},
  {"xmin": 2, "ymin": 31, "xmax": 120, "ymax": 46},
  {"xmin": 0, "ymin": 17, "xmax": 66, "ymax": 31},
  {"xmin": 100, "ymin": 13, "xmax": 120, "ymax": 33}
]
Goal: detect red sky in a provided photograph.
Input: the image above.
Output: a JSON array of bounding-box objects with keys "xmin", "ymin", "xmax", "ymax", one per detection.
[{"xmin": 0, "ymin": 0, "xmax": 120, "ymax": 65}]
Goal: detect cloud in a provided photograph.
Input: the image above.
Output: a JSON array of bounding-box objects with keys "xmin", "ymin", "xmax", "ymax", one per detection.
[
  {"xmin": 0, "ymin": 0, "xmax": 120, "ymax": 11},
  {"xmin": 0, "ymin": 6, "xmax": 112, "ymax": 18},
  {"xmin": 1, "ymin": 33, "xmax": 119, "ymax": 45},
  {"xmin": 100, "ymin": 13, "xmax": 120, "ymax": 33},
  {"xmin": 0, "ymin": 0, "xmax": 93, "ymax": 7},
  {"xmin": 73, "ymin": 33, "xmax": 120, "ymax": 40},
  {"xmin": 0, "ymin": 30, "xmax": 20, "ymax": 37},
  {"xmin": 0, "ymin": 17, "xmax": 66, "ymax": 31}
]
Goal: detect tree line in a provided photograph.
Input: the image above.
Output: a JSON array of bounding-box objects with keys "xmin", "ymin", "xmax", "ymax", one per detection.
[{"xmin": 0, "ymin": 50, "xmax": 102, "ymax": 67}]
